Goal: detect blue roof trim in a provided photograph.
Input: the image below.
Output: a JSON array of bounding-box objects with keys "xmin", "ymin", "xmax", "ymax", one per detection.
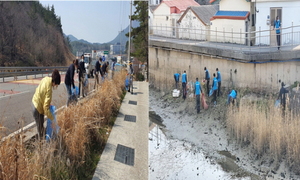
[
  {"xmin": 215, "ymin": 11, "xmax": 249, "ymax": 17},
  {"xmin": 211, "ymin": 0, "xmax": 250, "ymax": 4}
]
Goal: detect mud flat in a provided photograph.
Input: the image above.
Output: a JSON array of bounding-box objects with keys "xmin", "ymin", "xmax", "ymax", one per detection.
[{"xmin": 149, "ymin": 88, "xmax": 298, "ymax": 180}]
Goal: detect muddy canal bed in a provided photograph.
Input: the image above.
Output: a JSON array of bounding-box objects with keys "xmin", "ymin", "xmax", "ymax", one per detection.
[
  {"xmin": 149, "ymin": 111, "xmax": 251, "ymax": 180},
  {"xmin": 148, "ymin": 89, "xmax": 298, "ymax": 180}
]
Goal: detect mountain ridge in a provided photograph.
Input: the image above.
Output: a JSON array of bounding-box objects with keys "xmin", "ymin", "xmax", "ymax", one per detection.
[{"xmin": 66, "ymin": 20, "xmax": 139, "ymax": 46}]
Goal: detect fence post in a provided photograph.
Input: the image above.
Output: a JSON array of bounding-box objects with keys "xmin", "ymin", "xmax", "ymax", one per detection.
[
  {"xmin": 292, "ymin": 22, "xmax": 294, "ymax": 47},
  {"xmin": 259, "ymin": 26, "xmax": 261, "ymax": 46},
  {"xmin": 259, "ymin": 26, "xmax": 261, "ymax": 53},
  {"xmin": 240, "ymin": 29, "xmax": 242, "ymax": 51},
  {"xmin": 232, "ymin": 28, "xmax": 233, "ymax": 44},
  {"xmin": 240, "ymin": 29, "xmax": 242, "ymax": 45},
  {"xmin": 215, "ymin": 27, "xmax": 217, "ymax": 43},
  {"xmin": 160, "ymin": 24, "xmax": 162, "ymax": 36},
  {"xmin": 223, "ymin": 27, "xmax": 225, "ymax": 43}
]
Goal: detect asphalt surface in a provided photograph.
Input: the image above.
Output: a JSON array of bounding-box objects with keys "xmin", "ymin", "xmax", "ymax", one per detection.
[{"xmin": 0, "ymin": 73, "xmax": 96, "ymax": 137}]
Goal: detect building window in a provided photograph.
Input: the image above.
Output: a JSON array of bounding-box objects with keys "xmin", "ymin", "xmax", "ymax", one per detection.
[{"xmin": 193, "ymin": 16, "xmax": 196, "ymax": 19}]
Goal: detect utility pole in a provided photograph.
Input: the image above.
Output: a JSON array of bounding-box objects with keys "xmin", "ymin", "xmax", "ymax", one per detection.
[{"xmin": 127, "ymin": 0, "xmax": 132, "ymax": 72}]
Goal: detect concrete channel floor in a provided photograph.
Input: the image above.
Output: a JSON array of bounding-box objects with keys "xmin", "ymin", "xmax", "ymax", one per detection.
[{"xmin": 92, "ymin": 81, "xmax": 149, "ymax": 180}]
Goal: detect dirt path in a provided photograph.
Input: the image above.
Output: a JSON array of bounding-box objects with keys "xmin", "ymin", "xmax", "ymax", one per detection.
[{"xmin": 149, "ymin": 88, "xmax": 299, "ymax": 180}]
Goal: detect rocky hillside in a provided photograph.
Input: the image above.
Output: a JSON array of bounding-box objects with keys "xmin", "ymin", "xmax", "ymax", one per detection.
[{"xmin": 0, "ymin": 1, "xmax": 74, "ymax": 66}]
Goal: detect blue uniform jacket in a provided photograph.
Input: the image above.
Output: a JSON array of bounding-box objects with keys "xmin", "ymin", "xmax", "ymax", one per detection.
[
  {"xmin": 205, "ymin": 70, "xmax": 210, "ymax": 80},
  {"xmin": 194, "ymin": 81, "xmax": 201, "ymax": 95},
  {"xmin": 217, "ymin": 71, "xmax": 221, "ymax": 82},
  {"xmin": 229, "ymin": 90, "xmax": 237, "ymax": 99},
  {"xmin": 174, "ymin": 73, "xmax": 180, "ymax": 82},
  {"xmin": 182, "ymin": 73, "xmax": 187, "ymax": 83},
  {"xmin": 212, "ymin": 77, "xmax": 218, "ymax": 90},
  {"xmin": 274, "ymin": 19, "xmax": 281, "ymax": 34}
]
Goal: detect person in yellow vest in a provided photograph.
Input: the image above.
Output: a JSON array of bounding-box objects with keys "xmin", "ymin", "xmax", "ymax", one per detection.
[{"xmin": 32, "ymin": 69, "xmax": 61, "ymax": 140}]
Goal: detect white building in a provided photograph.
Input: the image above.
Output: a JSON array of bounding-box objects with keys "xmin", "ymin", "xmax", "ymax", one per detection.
[
  {"xmin": 177, "ymin": 5, "xmax": 219, "ymax": 41},
  {"xmin": 209, "ymin": 0, "xmax": 254, "ymax": 45},
  {"xmin": 254, "ymin": 0, "xmax": 300, "ymax": 46},
  {"xmin": 149, "ymin": 4, "xmax": 158, "ymax": 34},
  {"xmin": 149, "ymin": 0, "xmax": 161, "ymax": 5},
  {"xmin": 152, "ymin": 0, "xmax": 200, "ymax": 37}
]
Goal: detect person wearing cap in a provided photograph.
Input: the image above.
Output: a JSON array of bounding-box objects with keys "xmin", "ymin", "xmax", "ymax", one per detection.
[
  {"xmin": 32, "ymin": 69, "xmax": 61, "ymax": 140},
  {"xmin": 182, "ymin": 70, "xmax": 187, "ymax": 100},
  {"xmin": 194, "ymin": 77, "xmax": 202, "ymax": 113},
  {"xmin": 278, "ymin": 82, "xmax": 289, "ymax": 110},
  {"xmin": 94, "ymin": 57, "xmax": 102, "ymax": 89},
  {"xmin": 212, "ymin": 73, "xmax": 218, "ymax": 105},
  {"xmin": 216, "ymin": 68, "xmax": 221, "ymax": 96},
  {"xmin": 65, "ymin": 59, "xmax": 79, "ymax": 106},
  {"xmin": 174, "ymin": 72, "xmax": 180, "ymax": 89},
  {"xmin": 204, "ymin": 67, "xmax": 210, "ymax": 96}
]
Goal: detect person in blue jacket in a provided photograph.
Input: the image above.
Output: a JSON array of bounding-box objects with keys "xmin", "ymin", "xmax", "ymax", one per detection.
[
  {"xmin": 227, "ymin": 89, "xmax": 237, "ymax": 105},
  {"xmin": 212, "ymin": 73, "xmax": 218, "ymax": 105},
  {"xmin": 274, "ymin": 16, "xmax": 281, "ymax": 50},
  {"xmin": 204, "ymin": 67, "xmax": 210, "ymax": 96},
  {"xmin": 194, "ymin": 78, "xmax": 202, "ymax": 113},
  {"xmin": 182, "ymin": 70, "xmax": 187, "ymax": 99},
  {"xmin": 174, "ymin": 72, "xmax": 180, "ymax": 89},
  {"xmin": 216, "ymin": 68, "xmax": 221, "ymax": 96}
]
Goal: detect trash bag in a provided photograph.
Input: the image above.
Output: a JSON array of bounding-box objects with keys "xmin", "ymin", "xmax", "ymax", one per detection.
[
  {"xmin": 125, "ymin": 78, "xmax": 130, "ymax": 91},
  {"xmin": 72, "ymin": 86, "xmax": 79, "ymax": 96},
  {"xmin": 201, "ymin": 93, "xmax": 209, "ymax": 110},
  {"xmin": 209, "ymin": 89, "xmax": 214, "ymax": 97},
  {"xmin": 46, "ymin": 105, "xmax": 60, "ymax": 142},
  {"xmin": 275, "ymin": 99, "xmax": 281, "ymax": 108},
  {"xmin": 68, "ymin": 86, "xmax": 79, "ymax": 105}
]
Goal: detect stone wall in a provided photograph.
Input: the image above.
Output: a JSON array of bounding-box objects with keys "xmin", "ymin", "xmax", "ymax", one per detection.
[{"xmin": 149, "ymin": 47, "xmax": 300, "ymax": 93}]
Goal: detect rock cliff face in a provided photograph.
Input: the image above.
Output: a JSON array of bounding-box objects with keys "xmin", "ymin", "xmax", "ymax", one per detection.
[{"xmin": 0, "ymin": 1, "xmax": 74, "ymax": 66}]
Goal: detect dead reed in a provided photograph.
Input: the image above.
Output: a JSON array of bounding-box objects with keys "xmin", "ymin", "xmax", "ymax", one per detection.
[
  {"xmin": 227, "ymin": 98, "xmax": 300, "ymax": 172},
  {"xmin": 0, "ymin": 69, "xmax": 127, "ymax": 179}
]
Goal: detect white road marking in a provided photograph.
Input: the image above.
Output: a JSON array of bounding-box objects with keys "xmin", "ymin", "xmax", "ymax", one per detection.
[{"xmin": 0, "ymin": 91, "xmax": 30, "ymax": 99}]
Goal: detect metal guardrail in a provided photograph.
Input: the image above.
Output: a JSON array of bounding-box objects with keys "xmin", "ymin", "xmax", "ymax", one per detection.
[
  {"xmin": 0, "ymin": 66, "xmax": 68, "ymax": 82},
  {"xmin": 150, "ymin": 24, "xmax": 300, "ymax": 52}
]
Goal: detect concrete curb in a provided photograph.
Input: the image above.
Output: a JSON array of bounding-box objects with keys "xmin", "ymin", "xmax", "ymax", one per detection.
[{"xmin": 92, "ymin": 81, "xmax": 149, "ymax": 180}]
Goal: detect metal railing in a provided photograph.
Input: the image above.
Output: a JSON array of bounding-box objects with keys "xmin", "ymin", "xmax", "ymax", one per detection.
[
  {"xmin": 0, "ymin": 66, "xmax": 68, "ymax": 82},
  {"xmin": 150, "ymin": 23, "xmax": 300, "ymax": 52}
]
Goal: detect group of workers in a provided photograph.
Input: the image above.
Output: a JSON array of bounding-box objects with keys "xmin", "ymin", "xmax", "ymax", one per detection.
[
  {"xmin": 174, "ymin": 67, "xmax": 289, "ymax": 114},
  {"xmin": 31, "ymin": 55, "xmax": 114, "ymax": 140}
]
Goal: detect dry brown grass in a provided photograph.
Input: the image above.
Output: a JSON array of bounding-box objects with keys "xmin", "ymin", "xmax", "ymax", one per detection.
[
  {"xmin": 227, "ymin": 98, "xmax": 300, "ymax": 172},
  {"xmin": 0, "ymin": 69, "xmax": 127, "ymax": 180}
]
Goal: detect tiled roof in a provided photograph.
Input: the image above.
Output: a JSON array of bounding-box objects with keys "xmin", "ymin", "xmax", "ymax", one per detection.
[
  {"xmin": 191, "ymin": 5, "xmax": 219, "ymax": 24},
  {"xmin": 211, "ymin": 10, "xmax": 250, "ymax": 20},
  {"xmin": 163, "ymin": 0, "xmax": 200, "ymax": 12},
  {"xmin": 178, "ymin": 5, "xmax": 219, "ymax": 25},
  {"xmin": 149, "ymin": 5, "xmax": 158, "ymax": 13}
]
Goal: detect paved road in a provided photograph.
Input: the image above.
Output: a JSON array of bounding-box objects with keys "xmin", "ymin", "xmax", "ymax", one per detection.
[{"xmin": 0, "ymin": 73, "xmax": 96, "ymax": 137}]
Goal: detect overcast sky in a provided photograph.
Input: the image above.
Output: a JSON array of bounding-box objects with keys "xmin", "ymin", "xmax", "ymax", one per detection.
[{"xmin": 40, "ymin": 0, "xmax": 134, "ymax": 43}]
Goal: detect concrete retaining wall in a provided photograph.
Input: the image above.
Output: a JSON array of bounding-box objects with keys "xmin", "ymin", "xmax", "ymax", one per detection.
[{"xmin": 149, "ymin": 47, "xmax": 300, "ymax": 93}]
